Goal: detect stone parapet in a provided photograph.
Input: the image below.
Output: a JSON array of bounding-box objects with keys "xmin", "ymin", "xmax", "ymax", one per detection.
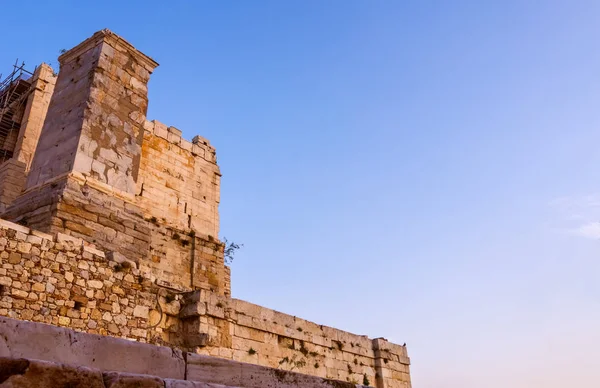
[{"xmin": 178, "ymin": 290, "xmax": 411, "ymax": 387}]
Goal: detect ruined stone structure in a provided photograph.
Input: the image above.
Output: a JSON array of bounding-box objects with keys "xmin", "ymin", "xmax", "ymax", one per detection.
[{"xmin": 0, "ymin": 30, "xmax": 411, "ymax": 387}]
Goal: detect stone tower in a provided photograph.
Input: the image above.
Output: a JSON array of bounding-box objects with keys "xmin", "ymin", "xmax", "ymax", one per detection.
[{"xmin": 2, "ymin": 30, "xmax": 228, "ymax": 295}]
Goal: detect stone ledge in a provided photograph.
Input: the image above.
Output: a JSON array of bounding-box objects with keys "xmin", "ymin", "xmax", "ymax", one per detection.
[
  {"xmin": 0, "ymin": 316, "xmax": 185, "ymax": 379},
  {"xmin": 186, "ymin": 354, "xmax": 367, "ymax": 388},
  {"xmin": 0, "ymin": 317, "xmax": 370, "ymax": 388},
  {"xmin": 0, "ymin": 357, "xmax": 238, "ymax": 388}
]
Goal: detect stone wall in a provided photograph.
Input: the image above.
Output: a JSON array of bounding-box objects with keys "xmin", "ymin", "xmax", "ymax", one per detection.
[
  {"xmin": 0, "ymin": 216, "xmax": 228, "ymax": 349},
  {"xmin": 0, "ymin": 317, "xmax": 369, "ymax": 388},
  {"xmin": 180, "ymin": 291, "xmax": 411, "ymax": 388},
  {"xmin": 0, "ymin": 218, "xmax": 165, "ymax": 343},
  {"xmin": 0, "ymin": 28, "xmax": 412, "ymax": 388},
  {"xmin": 138, "ymin": 119, "xmax": 220, "ymax": 238},
  {"xmin": 0, "ymin": 217, "xmax": 410, "ymax": 387}
]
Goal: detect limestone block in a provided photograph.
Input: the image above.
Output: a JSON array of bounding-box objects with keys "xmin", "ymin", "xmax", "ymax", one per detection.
[
  {"xmin": 168, "ymin": 126, "xmax": 182, "ymax": 137},
  {"xmin": 180, "ymin": 140, "xmax": 193, "ymax": 152},
  {"xmin": 0, "ymin": 316, "xmax": 185, "ymax": 379},
  {"xmin": 133, "ymin": 305, "xmax": 150, "ymax": 319},
  {"xmin": 107, "ymin": 251, "xmax": 138, "ymax": 269},
  {"xmin": 185, "ymin": 354, "xmax": 365, "ymax": 388},
  {"xmin": 192, "ymin": 135, "xmax": 209, "ymax": 146},
  {"xmin": 0, "ymin": 357, "xmax": 105, "ymax": 388},
  {"xmin": 153, "ymin": 121, "xmax": 168, "ymax": 140},
  {"xmin": 0, "ymin": 219, "xmax": 29, "ymax": 234},
  {"xmin": 180, "ymin": 302, "xmax": 206, "ymax": 318},
  {"xmin": 164, "ymin": 380, "xmax": 234, "ymax": 387},
  {"xmin": 103, "ymin": 372, "xmax": 164, "ymax": 387}
]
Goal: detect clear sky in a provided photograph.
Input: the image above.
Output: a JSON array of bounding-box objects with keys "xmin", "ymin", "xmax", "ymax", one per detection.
[{"xmin": 3, "ymin": 1, "xmax": 600, "ymax": 386}]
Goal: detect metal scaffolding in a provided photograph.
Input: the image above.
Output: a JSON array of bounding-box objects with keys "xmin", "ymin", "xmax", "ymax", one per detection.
[{"xmin": 0, "ymin": 60, "xmax": 35, "ymax": 163}]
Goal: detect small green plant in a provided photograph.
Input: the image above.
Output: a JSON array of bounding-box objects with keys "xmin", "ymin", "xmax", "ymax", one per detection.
[
  {"xmin": 363, "ymin": 374, "xmax": 370, "ymax": 386},
  {"xmin": 248, "ymin": 348, "xmax": 256, "ymax": 355},
  {"xmin": 222, "ymin": 237, "xmax": 243, "ymax": 264}
]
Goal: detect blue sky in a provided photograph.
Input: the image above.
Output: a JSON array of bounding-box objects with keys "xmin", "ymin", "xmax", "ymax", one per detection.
[{"xmin": 3, "ymin": 1, "xmax": 600, "ymax": 386}]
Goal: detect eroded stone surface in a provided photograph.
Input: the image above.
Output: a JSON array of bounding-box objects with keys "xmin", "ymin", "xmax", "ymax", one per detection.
[
  {"xmin": 0, "ymin": 317, "xmax": 185, "ymax": 379},
  {"xmin": 0, "ymin": 358, "xmax": 104, "ymax": 388},
  {"xmin": 103, "ymin": 372, "xmax": 164, "ymax": 388}
]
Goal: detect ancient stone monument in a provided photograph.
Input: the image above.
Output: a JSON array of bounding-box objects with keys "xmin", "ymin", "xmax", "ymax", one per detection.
[{"xmin": 0, "ymin": 30, "xmax": 411, "ymax": 387}]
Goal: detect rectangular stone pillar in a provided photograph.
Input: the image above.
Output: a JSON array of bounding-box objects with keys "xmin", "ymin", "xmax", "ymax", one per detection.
[
  {"xmin": 12, "ymin": 63, "xmax": 57, "ymax": 172},
  {"xmin": 25, "ymin": 29, "xmax": 158, "ymax": 192}
]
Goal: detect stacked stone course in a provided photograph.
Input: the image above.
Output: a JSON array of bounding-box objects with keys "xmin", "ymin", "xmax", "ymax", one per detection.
[
  {"xmin": 0, "ymin": 218, "xmax": 163, "ymax": 342},
  {"xmin": 181, "ymin": 292, "xmax": 411, "ymax": 387}
]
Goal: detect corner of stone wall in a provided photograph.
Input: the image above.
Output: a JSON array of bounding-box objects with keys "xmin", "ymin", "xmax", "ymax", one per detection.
[{"xmin": 372, "ymin": 337, "xmax": 411, "ymax": 388}]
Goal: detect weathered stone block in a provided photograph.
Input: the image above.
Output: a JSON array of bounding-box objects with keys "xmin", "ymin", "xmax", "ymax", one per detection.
[
  {"xmin": 0, "ymin": 358, "xmax": 105, "ymax": 388},
  {"xmin": 103, "ymin": 372, "xmax": 164, "ymax": 387},
  {"xmin": 0, "ymin": 316, "xmax": 185, "ymax": 379}
]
